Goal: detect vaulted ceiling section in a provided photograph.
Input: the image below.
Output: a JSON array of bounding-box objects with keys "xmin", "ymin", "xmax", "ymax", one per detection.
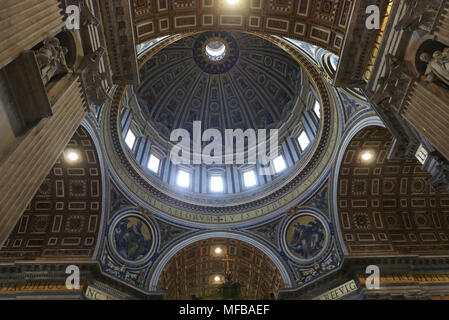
[
  {"xmin": 338, "ymin": 127, "xmax": 449, "ymax": 256},
  {"xmin": 158, "ymin": 238, "xmax": 285, "ymax": 300},
  {"xmin": 132, "ymin": 0, "xmax": 353, "ymax": 54},
  {"xmin": 0, "ymin": 126, "xmax": 102, "ymax": 261}
]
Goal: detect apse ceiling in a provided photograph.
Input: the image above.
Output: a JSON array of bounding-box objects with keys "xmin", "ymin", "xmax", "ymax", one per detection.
[{"xmin": 136, "ymin": 31, "xmax": 301, "ymax": 137}]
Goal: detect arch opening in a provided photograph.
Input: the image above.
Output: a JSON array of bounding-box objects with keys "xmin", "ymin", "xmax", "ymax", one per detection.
[{"xmin": 156, "ymin": 237, "xmax": 286, "ymax": 300}]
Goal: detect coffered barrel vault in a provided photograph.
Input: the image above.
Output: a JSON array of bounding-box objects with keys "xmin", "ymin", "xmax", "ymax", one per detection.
[
  {"xmin": 0, "ymin": 126, "xmax": 103, "ymax": 261},
  {"xmin": 337, "ymin": 127, "xmax": 449, "ymax": 256},
  {"xmin": 131, "ymin": 0, "xmax": 353, "ymax": 54},
  {"xmin": 157, "ymin": 238, "xmax": 285, "ymax": 300}
]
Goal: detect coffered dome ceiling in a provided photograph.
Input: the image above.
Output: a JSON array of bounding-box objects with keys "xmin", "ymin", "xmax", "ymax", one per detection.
[
  {"xmin": 104, "ymin": 32, "xmax": 340, "ymax": 227},
  {"xmin": 135, "ymin": 31, "xmax": 301, "ymax": 138}
]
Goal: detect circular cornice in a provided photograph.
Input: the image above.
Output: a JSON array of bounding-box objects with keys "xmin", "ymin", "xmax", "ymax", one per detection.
[{"xmin": 102, "ymin": 33, "xmax": 343, "ymax": 227}]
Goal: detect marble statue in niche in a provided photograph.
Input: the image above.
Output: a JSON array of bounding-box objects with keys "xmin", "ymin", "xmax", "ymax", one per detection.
[
  {"xmin": 420, "ymin": 49, "xmax": 449, "ymax": 88},
  {"xmin": 82, "ymin": 47, "xmax": 111, "ymax": 105},
  {"xmin": 35, "ymin": 37, "xmax": 69, "ymax": 86}
]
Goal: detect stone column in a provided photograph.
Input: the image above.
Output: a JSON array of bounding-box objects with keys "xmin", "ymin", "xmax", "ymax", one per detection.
[
  {"xmin": 0, "ymin": 0, "xmax": 65, "ymax": 70},
  {"xmin": 0, "ymin": 76, "xmax": 86, "ymax": 247}
]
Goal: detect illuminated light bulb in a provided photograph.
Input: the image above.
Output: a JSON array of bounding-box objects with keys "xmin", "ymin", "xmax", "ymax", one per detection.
[
  {"xmin": 361, "ymin": 151, "xmax": 373, "ymax": 162},
  {"xmin": 215, "ymin": 247, "xmax": 223, "ymax": 254},
  {"xmin": 226, "ymin": 0, "xmax": 239, "ymax": 5},
  {"xmin": 214, "ymin": 276, "xmax": 221, "ymax": 282},
  {"xmin": 67, "ymin": 151, "xmax": 80, "ymax": 162}
]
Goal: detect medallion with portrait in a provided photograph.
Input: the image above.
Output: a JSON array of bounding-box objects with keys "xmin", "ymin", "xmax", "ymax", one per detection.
[
  {"xmin": 110, "ymin": 214, "xmax": 155, "ymax": 264},
  {"xmin": 283, "ymin": 213, "xmax": 329, "ymax": 263}
]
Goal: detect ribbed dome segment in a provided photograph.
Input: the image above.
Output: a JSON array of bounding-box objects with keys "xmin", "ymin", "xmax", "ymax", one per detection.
[{"xmin": 136, "ymin": 32, "xmax": 301, "ymax": 137}]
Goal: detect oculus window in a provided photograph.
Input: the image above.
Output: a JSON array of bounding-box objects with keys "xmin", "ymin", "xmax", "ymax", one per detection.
[{"xmin": 205, "ymin": 40, "xmax": 227, "ymax": 62}]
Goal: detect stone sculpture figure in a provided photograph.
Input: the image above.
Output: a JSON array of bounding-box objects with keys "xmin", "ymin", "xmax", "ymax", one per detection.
[
  {"xmin": 80, "ymin": 0, "xmax": 100, "ymax": 27},
  {"xmin": 82, "ymin": 47, "xmax": 111, "ymax": 105},
  {"xmin": 35, "ymin": 37, "xmax": 69, "ymax": 85},
  {"xmin": 420, "ymin": 49, "xmax": 449, "ymax": 88},
  {"xmin": 395, "ymin": 0, "xmax": 439, "ymax": 32},
  {"xmin": 372, "ymin": 54, "xmax": 408, "ymax": 107},
  {"xmin": 428, "ymin": 151, "xmax": 449, "ymax": 192}
]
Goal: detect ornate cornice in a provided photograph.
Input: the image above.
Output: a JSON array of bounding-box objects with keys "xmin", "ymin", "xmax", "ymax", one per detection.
[{"xmin": 278, "ymin": 255, "xmax": 449, "ymax": 299}]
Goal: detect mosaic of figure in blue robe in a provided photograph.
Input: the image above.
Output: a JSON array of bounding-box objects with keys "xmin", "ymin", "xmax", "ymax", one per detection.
[
  {"xmin": 114, "ymin": 218, "xmax": 151, "ymax": 261},
  {"xmin": 288, "ymin": 220, "xmax": 325, "ymax": 259}
]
